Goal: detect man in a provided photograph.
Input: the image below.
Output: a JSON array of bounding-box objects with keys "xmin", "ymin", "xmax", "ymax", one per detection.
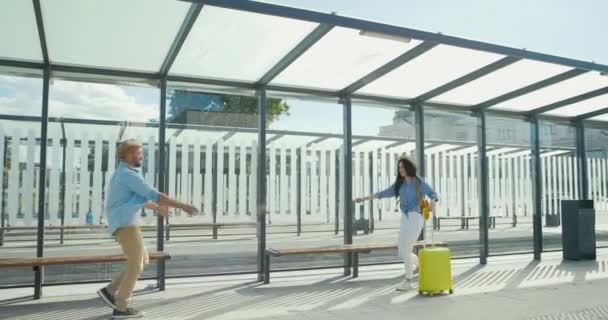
[{"xmin": 97, "ymin": 139, "xmax": 199, "ymax": 319}]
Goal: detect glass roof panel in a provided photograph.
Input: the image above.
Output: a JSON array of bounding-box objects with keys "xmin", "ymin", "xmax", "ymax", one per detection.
[
  {"xmin": 271, "ymin": 27, "xmax": 422, "ymax": 90},
  {"xmin": 42, "ymin": 0, "xmax": 190, "ymax": 71},
  {"xmin": 171, "ymin": 6, "xmax": 318, "ymax": 81},
  {"xmin": 433, "ymin": 60, "xmax": 570, "ymax": 105},
  {"xmin": 0, "ymin": 0, "xmax": 42, "ymax": 61},
  {"xmin": 545, "ymin": 94, "xmax": 608, "ymax": 117},
  {"xmin": 590, "ymin": 114, "xmax": 608, "ymax": 122},
  {"xmin": 359, "ymin": 45, "xmax": 504, "ymax": 99},
  {"xmin": 491, "ymin": 72, "xmax": 608, "ymax": 112}
]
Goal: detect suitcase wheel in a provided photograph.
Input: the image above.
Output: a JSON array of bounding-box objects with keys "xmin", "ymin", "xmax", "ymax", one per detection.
[{"xmin": 449, "ymin": 289, "xmax": 454, "ymax": 294}]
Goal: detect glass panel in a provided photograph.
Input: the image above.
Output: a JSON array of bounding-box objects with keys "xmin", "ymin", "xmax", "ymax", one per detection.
[
  {"xmin": 539, "ymin": 121, "xmax": 578, "ymax": 252},
  {"xmin": 42, "ymin": 0, "xmax": 190, "ymax": 71},
  {"xmin": 171, "ymin": 6, "xmax": 318, "ymax": 81},
  {"xmin": 164, "ymin": 87, "xmax": 260, "ymax": 274},
  {"xmin": 486, "ymin": 116, "xmax": 533, "ymax": 255},
  {"xmin": 0, "ymin": 75, "xmax": 42, "ymax": 287},
  {"xmin": 591, "ymin": 114, "xmax": 608, "ymax": 122},
  {"xmin": 271, "ymin": 27, "xmax": 421, "ymax": 90},
  {"xmin": 434, "ymin": 60, "xmax": 570, "ymax": 105},
  {"xmin": 424, "ymin": 108, "xmax": 479, "ymax": 258},
  {"xmin": 545, "ymin": 94, "xmax": 608, "ymax": 117},
  {"xmin": 585, "ymin": 126, "xmax": 608, "ymax": 248},
  {"xmin": 359, "ymin": 45, "xmax": 503, "ymax": 99},
  {"xmin": 492, "ymin": 72, "xmax": 608, "ymax": 112},
  {"xmin": 0, "ymin": 0, "xmax": 42, "ymax": 62},
  {"xmin": 48, "ymin": 80, "xmax": 160, "ymax": 121},
  {"xmin": 44, "ymin": 79, "xmax": 160, "ymax": 284},
  {"xmin": 351, "ymin": 104, "xmax": 416, "ymax": 265},
  {"xmin": 265, "ymin": 97, "xmax": 345, "ymax": 270},
  {"xmin": 0, "ymin": 75, "xmax": 43, "ymax": 117}
]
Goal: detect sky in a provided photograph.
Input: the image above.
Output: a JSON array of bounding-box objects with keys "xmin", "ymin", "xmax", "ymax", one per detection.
[{"xmin": 1, "ymin": 0, "xmax": 607, "ymax": 136}]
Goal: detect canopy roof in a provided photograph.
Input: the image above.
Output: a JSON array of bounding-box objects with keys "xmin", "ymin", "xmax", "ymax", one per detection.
[{"xmin": 1, "ymin": 0, "xmax": 608, "ymax": 121}]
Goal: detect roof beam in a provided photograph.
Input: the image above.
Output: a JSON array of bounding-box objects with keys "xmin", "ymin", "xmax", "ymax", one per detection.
[
  {"xmin": 341, "ymin": 41, "xmax": 437, "ymax": 95},
  {"xmin": 221, "ymin": 132, "xmax": 237, "ymax": 142},
  {"xmin": 257, "ymin": 23, "xmax": 333, "ymax": 85},
  {"xmin": 160, "ymin": 3, "xmax": 204, "ymax": 76},
  {"xmin": 183, "ymin": 0, "xmax": 608, "ymax": 74},
  {"xmin": 413, "ymin": 56, "xmax": 521, "ymax": 103},
  {"xmin": 306, "ymin": 136, "xmax": 328, "ymax": 147},
  {"xmin": 351, "ymin": 139, "xmax": 370, "ymax": 148},
  {"xmin": 473, "ymin": 69, "xmax": 588, "ymax": 110},
  {"xmin": 384, "ymin": 141, "xmax": 409, "ymax": 149},
  {"xmin": 32, "ymin": 0, "xmax": 49, "ymax": 65},
  {"xmin": 266, "ymin": 134, "xmax": 284, "ymax": 145},
  {"xmin": 574, "ymin": 107, "xmax": 608, "ymax": 121},
  {"xmin": 52, "ymin": 64, "xmax": 159, "ymax": 80},
  {"xmin": 528, "ymin": 86, "xmax": 608, "ymax": 115},
  {"xmin": 0, "ymin": 59, "xmax": 44, "ymax": 70}
]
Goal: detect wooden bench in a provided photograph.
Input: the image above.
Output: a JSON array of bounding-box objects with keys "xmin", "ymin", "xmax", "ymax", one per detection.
[
  {"xmin": 434, "ymin": 216, "xmax": 498, "ymax": 230},
  {"xmin": 263, "ymin": 241, "xmax": 447, "ymax": 284},
  {"xmin": 0, "ymin": 225, "xmax": 107, "ymax": 232},
  {"xmin": 0, "ymin": 251, "xmax": 170, "ymax": 268},
  {"xmin": 0, "ymin": 251, "xmax": 171, "ymax": 298}
]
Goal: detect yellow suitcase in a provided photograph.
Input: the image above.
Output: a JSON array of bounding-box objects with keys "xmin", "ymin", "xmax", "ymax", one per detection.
[{"xmin": 418, "ymin": 246, "xmax": 453, "ymax": 296}]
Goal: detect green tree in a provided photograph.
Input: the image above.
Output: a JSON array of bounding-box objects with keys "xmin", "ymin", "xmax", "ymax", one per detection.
[{"xmin": 167, "ymin": 90, "xmax": 289, "ymax": 126}]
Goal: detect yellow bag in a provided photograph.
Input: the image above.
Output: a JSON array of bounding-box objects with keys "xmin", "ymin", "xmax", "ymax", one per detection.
[{"xmin": 415, "ymin": 178, "xmax": 431, "ymax": 221}]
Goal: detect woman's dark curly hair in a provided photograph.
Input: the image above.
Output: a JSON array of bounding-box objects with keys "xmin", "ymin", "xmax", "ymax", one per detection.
[{"xmin": 393, "ymin": 157, "xmax": 418, "ymax": 199}]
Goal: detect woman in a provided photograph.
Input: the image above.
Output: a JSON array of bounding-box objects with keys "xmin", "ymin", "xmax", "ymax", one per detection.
[{"xmin": 355, "ymin": 155, "xmax": 438, "ymax": 291}]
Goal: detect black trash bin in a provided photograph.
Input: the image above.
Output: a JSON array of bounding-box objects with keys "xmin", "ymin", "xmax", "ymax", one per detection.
[{"xmin": 561, "ymin": 200, "xmax": 596, "ymax": 260}]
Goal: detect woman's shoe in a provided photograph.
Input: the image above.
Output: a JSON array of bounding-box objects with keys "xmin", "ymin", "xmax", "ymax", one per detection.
[{"xmin": 396, "ymin": 279, "xmax": 413, "ymax": 292}]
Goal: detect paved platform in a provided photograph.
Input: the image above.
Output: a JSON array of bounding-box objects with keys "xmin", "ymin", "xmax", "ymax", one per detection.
[{"xmin": 2, "ymin": 249, "xmax": 608, "ymax": 320}]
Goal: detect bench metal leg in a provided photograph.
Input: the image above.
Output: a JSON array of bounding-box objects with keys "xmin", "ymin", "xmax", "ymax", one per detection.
[
  {"xmin": 158, "ymin": 260, "xmax": 166, "ymax": 291},
  {"xmin": 33, "ymin": 266, "xmax": 43, "ymax": 299},
  {"xmin": 344, "ymin": 253, "xmax": 352, "ymax": 276},
  {"xmin": 461, "ymin": 218, "xmax": 466, "ymax": 230},
  {"xmin": 213, "ymin": 225, "xmax": 218, "ymax": 240},
  {"xmin": 263, "ymin": 254, "xmax": 270, "ymax": 284},
  {"xmin": 352, "ymin": 252, "xmax": 359, "ymax": 278}
]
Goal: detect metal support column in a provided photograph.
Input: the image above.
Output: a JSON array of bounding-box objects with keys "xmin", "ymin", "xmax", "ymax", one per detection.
[
  {"xmin": 476, "ymin": 110, "xmax": 489, "ymax": 264},
  {"xmin": 296, "ymin": 148, "xmax": 302, "ymax": 236},
  {"xmin": 256, "ymin": 88, "xmax": 268, "ymax": 282},
  {"xmin": 34, "ymin": 67, "xmax": 50, "ymax": 299},
  {"xmin": 341, "ymin": 96, "xmax": 353, "ymax": 276},
  {"xmin": 530, "ymin": 116, "xmax": 543, "ymax": 260},
  {"xmin": 414, "ymin": 103, "xmax": 426, "ymax": 240},
  {"xmin": 575, "ymin": 120, "xmax": 589, "ymax": 200},
  {"xmin": 156, "ymin": 78, "xmax": 167, "ymax": 291},
  {"xmin": 59, "ymin": 120, "xmax": 67, "ymax": 245}
]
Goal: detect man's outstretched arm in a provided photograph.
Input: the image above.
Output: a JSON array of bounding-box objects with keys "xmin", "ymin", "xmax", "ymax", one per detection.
[
  {"xmin": 156, "ymin": 194, "xmax": 198, "ymax": 216},
  {"xmin": 123, "ymin": 171, "xmax": 199, "ymax": 216}
]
